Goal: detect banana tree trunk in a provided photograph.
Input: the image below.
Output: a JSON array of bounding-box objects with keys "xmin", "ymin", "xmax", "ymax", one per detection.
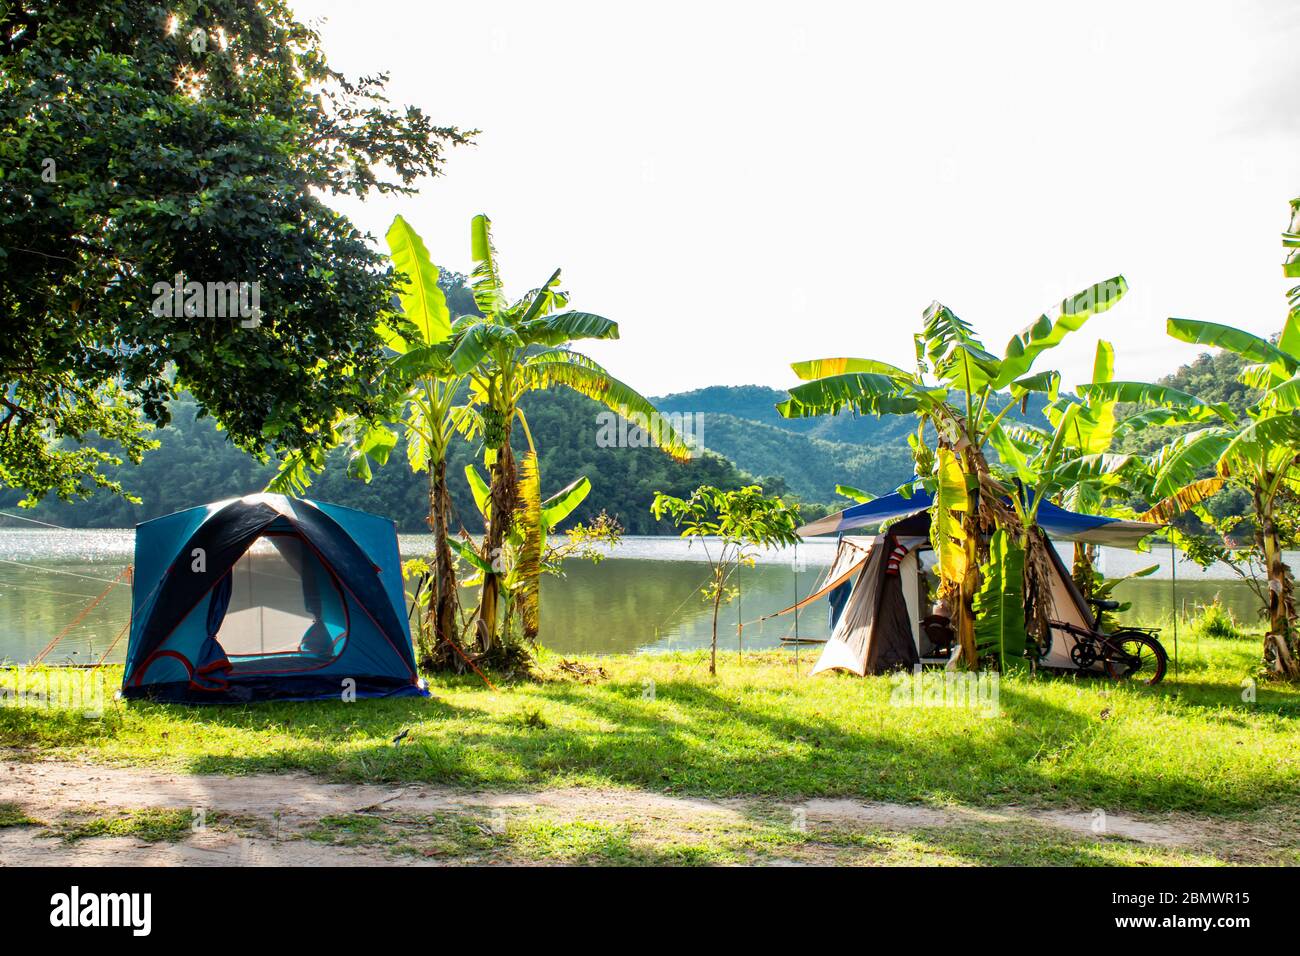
[
  {"xmin": 1072, "ymin": 542, "xmax": 1095, "ymax": 603},
  {"xmin": 423, "ymin": 456, "xmax": 460, "ymax": 672},
  {"xmin": 954, "ymin": 445, "xmax": 984, "ymax": 668},
  {"xmin": 1258, "ymin": 484, "xmax": 1298, "ymax": 678},
  {"xmin": 1024, "ymin": 527, "xmax": 1056, "ymax": 658},
  {"xmin": 955, "ymin": 512, "xmax": 981, "ymax": 667},
  {"xmin": 476, "ymin": 439, "xmax": 517, "ymax": 653}
]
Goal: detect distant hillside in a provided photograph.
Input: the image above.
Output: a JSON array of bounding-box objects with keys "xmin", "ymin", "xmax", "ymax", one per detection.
[
  {"xmin": 0, "ymin": 389, "xmax": 762, "ymax": 535},
  {"xmin": 653, "ymin": 385, "xmax": 918, "ymax": 447},
  {"xmin": 652, "ymin": 383, "xmax": 1047, "ymax": 503},
  {"xmin": 680, "ymin": 411, "xmax": 913, "ymax": 502}
]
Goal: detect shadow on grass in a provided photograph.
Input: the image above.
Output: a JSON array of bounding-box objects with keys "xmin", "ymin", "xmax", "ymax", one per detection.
[{"xmin": 5, "ymin": 658, "xmax": 1297, "ymax": 816}]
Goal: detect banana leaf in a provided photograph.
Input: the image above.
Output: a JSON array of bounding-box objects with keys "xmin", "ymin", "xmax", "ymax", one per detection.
[
  {"xmin": 1076, "ymin": 381, "xmax": 1233, "ymax": 423},
  {"xmin": 922, "ymin": 301, "xmax": 984, "ymax": 364},
  {"xmin": 778, "ymin": 373, "xmax": 933, "ymax": 419},
  {"xmin": 469, "ymin": 214, "xmax": 508, "ymax": 315},
  {"xmin": 517, "ymin": 311, "xmax": 619, "ymax": 347},
  {"xmin": 1147, "ymin": 428, "xmax": 1233, "ymax": 498},
  {"xmin": 523, "ymin": 353, "xmax": 693, "ymax": 462},
  {"xmin": 993, "ymin": 277, "xmax": 1128, "ymax": 387},
  {"xmin": 516, "ymin": 268, "xmax": 569, "ymax": 324},
  {"xmin": 447, "ymin": 535, "xmax": 493, "ymax": 575},
  {"xmin": 972, "ymin": 528, "xmax": 1027, "ymax": 670},
  {"xmin": 465, "ymin": 464, "xmax": 491, "ymax": 517},
  {"xmin": 835, "ymin": 484, "xmax": 874, "ymax": 503},
  {"xmin": 790, "ymin": 357, "xmax": 912, "ymax": 381},
  {"xmin": 448, "ymin": 321, "xmax": 524, "ymax": 375},
  {"xmin": 1139, "ymin": 477, "xmax": 1225, "ymax": 523},
  {"xmin": 1167, "ymin": 317, "xmax": 1297, "ymax": 383},
  {"xmin": 386, "ymin": 215, "xmax": 451, "ymax": 347},
  {"xmin": 931, "ymin": 448, "xmax": 969, "ymax": 583},
  {"xmin": 541, "ymin": 476, "xmax": 591, "ymax": 531},
  {"xmin": 1217, "ymin": 414, "xmax": 1300, "ymax": 480}
]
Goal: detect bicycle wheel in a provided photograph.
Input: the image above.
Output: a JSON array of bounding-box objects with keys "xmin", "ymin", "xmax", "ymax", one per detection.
[{"xmin": 1103, "ymin": 631, "xmax": 1167, "ymax": 685}]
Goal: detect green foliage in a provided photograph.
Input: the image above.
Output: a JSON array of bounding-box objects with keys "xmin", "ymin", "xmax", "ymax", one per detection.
[
  {"xmin": 930, "ymin": 447, "xmax": 969, "ymax": 583},
  {"xmin": 0, "ymin": 1, "xmax": 470, "ymax": 503},
  {"xmin": 779, "ymin": 278, "xmax": 1131, "ymax": 670},
  {"xmin": 835, "ymin": 484, "xmax": 874, "ymax": 503},
  {"xmin": 1192, "ymin": 597, "xmax": 1243, "ymax": 641},
  {"xmin": 651, "ymin": 484, "xmax": 802, "ymax": 672},
  {"xmin": 651, "ymin": 484, "xmax": 803, "ymax": 553}
]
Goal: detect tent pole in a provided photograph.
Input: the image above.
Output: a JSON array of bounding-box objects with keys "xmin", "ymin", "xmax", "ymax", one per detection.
[
  {"xmin": 793, "ymin": 542, "xmax": 800, "ymax": 673},
  {"xmin": 737, "ymin": 560, "xmax": 742, "ymax": 663},
  {"xmin": 1171, "ymin": 539, "xmax": 1178, "ymax": 682}
]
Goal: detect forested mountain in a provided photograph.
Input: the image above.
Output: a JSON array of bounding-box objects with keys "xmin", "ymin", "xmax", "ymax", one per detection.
[
  {"xmin": 0, "ymin": 389, "xmax": 770, "ymax": 535},
  {"xmin": 674, "ymin": 411, "xmax": 913, "ymax": 502},
  {"xmin": 654, "ymin": 384, "xmax": 919, "ymax": 447},
  {"xmin": 651, "ymin": 383, "xmax": 1050, "ymax": 502}
]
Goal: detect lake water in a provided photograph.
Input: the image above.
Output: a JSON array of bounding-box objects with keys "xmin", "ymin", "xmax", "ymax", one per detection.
[{"xmin": 0, "ymin": 530, "xmax": 1287, "ymax": 664}]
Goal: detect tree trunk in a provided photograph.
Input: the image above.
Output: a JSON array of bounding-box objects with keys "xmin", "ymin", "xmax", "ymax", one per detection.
[
  {"xmin": 420, "ymin": 456, "xmax": 460, "ymax": 672},
  {"xmin": 1022, "ymin": 527, "xmax": 1055, "ymax": 659},
  {"xmin": 476, "ymin": 439, "xmax": 517, "ymax": 654},
  {"xmin": 955, "ymin": 509, "xmax": 981, "ymax": 667},
  {"xmin": 951, "ymin": 445, "xmax": 985, "ymax": 668},
  {"xmin": 1258, "ymin": 486, "xmax": 1298, "ymax": 678},
  {"xmin": 1072, "ymin": 542, "xmax": 1095, "ymax": 603},
  {"xmin": 710, "ymin": 571, "xmax": 721, "ymax": 677}
]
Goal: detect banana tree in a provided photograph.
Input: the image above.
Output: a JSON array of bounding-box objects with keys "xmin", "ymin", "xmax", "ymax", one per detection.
[
  {"xmin": 459, "ymin": 462, "xmax": 595, "ymax": 639},
  {"xmin": 268, "ymin": 216, "xmax": 471, "ymax": 670},
  {"xmin": 779, "ymin": 277, "xmax": 1128, "ymax": 668},
  {"xmin": 995, "ymin": 339, "xmax": 1224, "ymax": 600},
  {"xmin": 447, "ymin": 215, "xmax": 691, "ymax": 652},
  {"xmin": 1141, "ymin": 309, "xmax": 1300, "ymax": 676}
]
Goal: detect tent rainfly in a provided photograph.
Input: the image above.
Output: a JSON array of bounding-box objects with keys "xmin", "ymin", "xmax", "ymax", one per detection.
[
  {"xmin": 122, "ymin": 494, "xmax": 425, "ymax": 703},
  {"xmin": 767, "ymin": 491, "xmax": 1163, "ymax": 676}
]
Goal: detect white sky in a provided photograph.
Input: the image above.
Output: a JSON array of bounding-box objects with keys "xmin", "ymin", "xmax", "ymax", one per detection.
[{"xmin": 294, "ymin": 0, "xmax": 1300, "ymax": 397}]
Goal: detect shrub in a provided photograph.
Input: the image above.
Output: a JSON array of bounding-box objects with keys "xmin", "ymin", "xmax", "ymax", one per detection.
[{"xmin": 1193, "ymin": 597, "xmax": 1242, "ymax": 640}]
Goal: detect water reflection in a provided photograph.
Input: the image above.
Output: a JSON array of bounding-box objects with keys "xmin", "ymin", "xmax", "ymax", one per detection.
[{"xmin": 0, "ymin": 531, "xmax": 1285, "ymax": 663}]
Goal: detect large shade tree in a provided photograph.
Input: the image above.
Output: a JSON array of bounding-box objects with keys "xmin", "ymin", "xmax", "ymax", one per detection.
[
  {"xmin": 0, "ymin": 1, "xmax": 470, "ymax": 503},
  {"xmin": 779, "ymin": 278, "xmax": 1128, "ymax": 668}
]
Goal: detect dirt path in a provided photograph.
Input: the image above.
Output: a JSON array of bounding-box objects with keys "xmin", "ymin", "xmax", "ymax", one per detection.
[{"xmin": 0, "ymin": 759, "xmax": 1281, "ymax": 866}]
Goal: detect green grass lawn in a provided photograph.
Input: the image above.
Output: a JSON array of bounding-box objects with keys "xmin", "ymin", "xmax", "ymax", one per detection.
[{"xmin": 3, "ymin": 633, "xmax": 1296, "ymax": 817}]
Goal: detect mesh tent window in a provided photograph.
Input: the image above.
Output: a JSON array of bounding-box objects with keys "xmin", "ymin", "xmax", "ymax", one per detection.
[{"xmin": 216, "ymin": 533, "xmax": 348, "ymax": 673}]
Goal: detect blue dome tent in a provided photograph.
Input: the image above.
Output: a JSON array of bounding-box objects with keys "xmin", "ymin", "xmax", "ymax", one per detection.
[{"xmin": 122, "ymin": 494, "xmax": 425, "ymax": 703}]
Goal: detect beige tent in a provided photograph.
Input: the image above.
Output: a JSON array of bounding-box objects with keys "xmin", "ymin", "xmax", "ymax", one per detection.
[{"xmin": 767, "ymin": 515, "xmax": 1110, "ymax": 675}]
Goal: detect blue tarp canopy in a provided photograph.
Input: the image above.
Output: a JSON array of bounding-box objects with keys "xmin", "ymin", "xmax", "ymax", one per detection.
[{"xmin": 798, "ymin": 490, "xmax": 1162, "ymax": 549}]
